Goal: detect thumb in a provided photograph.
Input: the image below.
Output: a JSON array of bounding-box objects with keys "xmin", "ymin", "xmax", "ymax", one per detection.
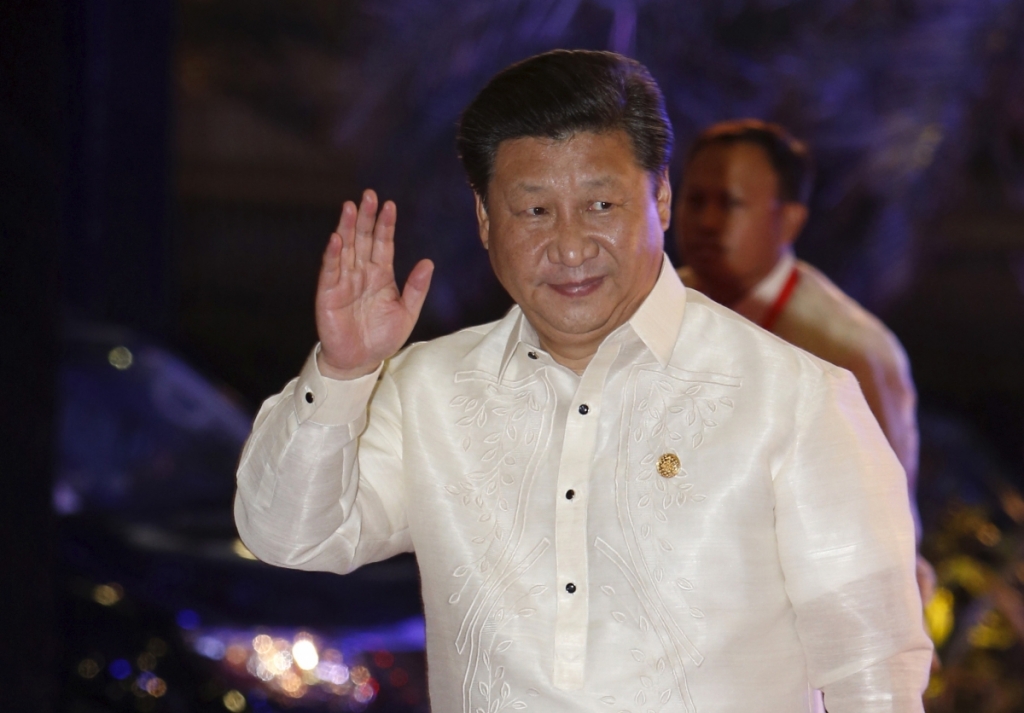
[{"xmin": 400, "ymin": 258, "xmax": 434, "ymax": 322}]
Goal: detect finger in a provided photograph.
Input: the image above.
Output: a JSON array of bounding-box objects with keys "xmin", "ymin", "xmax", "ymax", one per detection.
[
  {"xmin": 354, "ymin": 189, "xmax": 378, "ymax": 264},
  {"xmin": 336, "ymin": 200, "xmax": 358, "ymax": 271},
  {"xmin": 400, "ymin": 258, "xmax": 434, "ymax": 323},
  {"xmin": 318, "ymin": 232, "xmax": 343, "ymax": 289},
  {"xmin": 335, "ymin": 197, "xmax": 357, "ymax": 236},
  {"xmin": 370, "ymin": 200, "xmax": 397, "ymax": 267}
]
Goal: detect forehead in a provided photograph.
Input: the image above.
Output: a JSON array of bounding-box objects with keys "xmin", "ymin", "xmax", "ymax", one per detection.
[
  {"xmin": 491, "ymin": 130, "xmax": 646, "ymax": 189},
  {"xmin": 684, "ymin": 141, "xmax": 779, "ymax": 193}
]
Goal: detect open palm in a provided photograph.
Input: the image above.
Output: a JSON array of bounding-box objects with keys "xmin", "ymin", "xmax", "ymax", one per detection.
[{"xmin": 315, "ymin": 190, "xmax": 433, "ymax": 380}]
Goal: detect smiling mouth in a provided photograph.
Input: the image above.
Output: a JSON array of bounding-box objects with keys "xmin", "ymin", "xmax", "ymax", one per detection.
[{"xmin": 547, "ymin": 276, "xmax": 605, "ymax": 297}]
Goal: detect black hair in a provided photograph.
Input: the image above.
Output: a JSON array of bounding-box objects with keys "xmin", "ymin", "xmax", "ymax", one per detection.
[
  {"xmin": 686, "ymin": 119, "xmax": 815, "ymax": 204},
  {"xmin": 456, "ymin": 49, "xmax": 673, "ymax": 202}
]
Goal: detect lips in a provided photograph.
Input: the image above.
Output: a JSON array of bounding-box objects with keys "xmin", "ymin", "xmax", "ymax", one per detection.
[{"xmin": 547, "ymin": 275, "xmax": 605, "ymax": 297}]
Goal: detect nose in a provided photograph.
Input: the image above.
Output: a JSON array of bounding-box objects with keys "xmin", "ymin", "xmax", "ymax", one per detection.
[
  {"xmin": 693, "ymin": 200, "xmax": 725, "ymax": 237},
  {"xmin": 546, "ymin": 214, "xmax": 599, "ymax": 267}
]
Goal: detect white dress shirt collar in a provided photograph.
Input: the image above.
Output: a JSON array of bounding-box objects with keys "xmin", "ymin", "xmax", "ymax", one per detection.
[
  {"xmin": 731, "ymin": 249, "xmax": 796, "ymax": 326},
  {"xmin": 497, "ymin": 255, "xmax": 688, "ymax": 382}
]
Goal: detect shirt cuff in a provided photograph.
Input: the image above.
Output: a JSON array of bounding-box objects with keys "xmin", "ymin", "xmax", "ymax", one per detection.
[{"xmin": 292, "ymin": 345, "xmax": 383, "ymax": 426}]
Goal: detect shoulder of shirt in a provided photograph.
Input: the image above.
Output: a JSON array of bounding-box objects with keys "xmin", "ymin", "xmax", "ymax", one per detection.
[
  {"xmin": 679, "ymin": 280, "xmax": 851, "ymax": 383},
  {"xmin": 787, "ymin": 261, "xmax": 910, "ymax": 367}
]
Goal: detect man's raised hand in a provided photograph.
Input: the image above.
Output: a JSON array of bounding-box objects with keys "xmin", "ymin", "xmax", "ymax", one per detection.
[{"xmin": 315, "ymin": 190, "xmax": 433, "ymax": 380}]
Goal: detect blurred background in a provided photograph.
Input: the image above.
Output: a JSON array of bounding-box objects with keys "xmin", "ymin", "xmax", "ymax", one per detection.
[{"xmin": 3, "ymin": 0, "xmax": 1024, "ymax": 711}]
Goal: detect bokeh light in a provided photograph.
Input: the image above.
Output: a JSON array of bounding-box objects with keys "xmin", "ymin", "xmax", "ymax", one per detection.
[
  {"xmin": 196, "ymin": 636, "xmax": 226, "ymax": 661},
  {"xmin": 222, "ymin": 689, "xmax": 246, "ymax": 712},
  {"xmin": 349, "ymin": 665, "xmax": 370, "ymax": 686},
  {"xmin": 92, "ymin": 583, "xmax": 123, "ymax": 606},
  {"xmin": 109, "ymin": 659, "xmax": 132, "ymax": 680},
  {"xmin": 232, "ymin": 539, "xmax": 257, "ymax": 560},
  {"xmin": 176, "ymin": 609, "xmax": 200, "ymax": 630},
  {"xmin": 390, "ymin": 668, "xmax": 409, "ymax": 687},
  {"xmin": 137, "ymin": 652, "xmax": 157, "ymax": 671},
  {"xmin": 968, "ymin": 610, "xmax": 1016, "ymax": 650},
  {"xmin": 146, "ymin": 676, "xmax": 167, "ymax": 698},
  {"xmin": 354, "ymin": 682, "xmax": 376, "ymax": 703},
  {"xmin": 77, "ymin": 658, "xmax": 100, "ymax": 679},
  {"xmin": 108, "ymin": 346, "xmax": 133, "ymax": 370},
  {"xmin": 924, "ymin": 587, "xmax": 955, "ymax": 647},
  {"xmin": 292, "ymin": 639, "xmax": 318, "ymax": 671},
  {"xmin": 182, "ymin": 624, "xmax": 405, "ymax": 708},
  {"xmin": 252, "ymin": 634, "xmax": 273, "ymax": 655}
]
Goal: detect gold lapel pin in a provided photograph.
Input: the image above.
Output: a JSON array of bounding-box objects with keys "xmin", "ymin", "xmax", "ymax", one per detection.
[{"xmin": 656, "ymin": 452, "xmax": 681, "ymax": 478}]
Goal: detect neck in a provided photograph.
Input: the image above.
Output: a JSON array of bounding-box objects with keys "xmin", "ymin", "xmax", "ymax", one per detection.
[
  {"xmin": 539, "ymin": 336, "xmax": 598, "ymax": 375},
  {"xmin": 700, "ymin": 280, "xmax": 749, "ymax": 308},
  {"xmin": 688, "ymin": 254, "xmax": 791, "ymax": 309}
]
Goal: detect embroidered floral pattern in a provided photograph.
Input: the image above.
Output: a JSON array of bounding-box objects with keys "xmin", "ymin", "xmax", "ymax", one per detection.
[
  {"xmin": 442, "ymin": 371, "xmax": 555, "ymax": 713},
  {"xmin": 432, "ymin": 358, "xmax": 742, "ymax": 712},
  {"xmin": 469, "ymin": 584, "xmax": 548, "ymax": 713},
  {"xmin": 595, "ymin": 537, "xmax": 700, "ymax": 713},
  {"xmin": 626, "ymin": 369, "xmax": 740, "ymax": 629},
  {"xmin": 445, "ymin": 384, "xmax": 543, "ymax": 544},
  {"xmin": 631, "ymin": 377, "xmax": 734, "ymax": 456},
  {"xmin": 594, "ymin": 583, "xmax": 677, "ymax": 713}
]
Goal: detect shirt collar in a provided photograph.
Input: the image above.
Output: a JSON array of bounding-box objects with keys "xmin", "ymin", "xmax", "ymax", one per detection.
[
  {"xmin": 496, "ymin": 309, "xmax": 538, "ymax": 383},
  {"xmin": 731, "ymin": 250, "xmax": 796, "ymax": 325},
  {"xmin": 628, "ymin": 254, "xmax": 688, "ymax": 366},
  {"xmin": 497, "ymin": 254, "xmax": 687, "ymax": 381}
]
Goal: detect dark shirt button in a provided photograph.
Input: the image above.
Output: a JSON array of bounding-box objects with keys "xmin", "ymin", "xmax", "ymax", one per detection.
[
  {"xmin": 578, "ymin": 404, "xmax": 589, "ymax": 415},
  {"xmin": 527, "ymin": 351, "xmax": 538, "ymax": 360},
  {"xmin": 565, "ymin": 582, "xmax": 576, "ymax": 594},
  {"xmin": 305, "ymin": 392, "xmax": 315, "ymax": 404},
  {"xmin": 565, "ymin": 489, "xmax": 575, "ymax": 500}
]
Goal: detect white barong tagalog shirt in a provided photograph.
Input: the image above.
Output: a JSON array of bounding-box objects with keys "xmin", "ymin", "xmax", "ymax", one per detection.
[
  {"xmin": 679, "ymin": 251, "xmax": 921, "ymax": 535},
  {"xmin": 235, "ymin": 257, "xmax": 932, "ymax": 713}
]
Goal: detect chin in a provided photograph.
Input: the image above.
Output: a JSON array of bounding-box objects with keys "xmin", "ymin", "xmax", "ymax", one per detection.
[
  {"xmin": 690, "ymin": 260, "xmax": 733, "ymax": 283},
  {"xmin": 540, "ymin": 308, "xmax": 612, "ymax": 336}
]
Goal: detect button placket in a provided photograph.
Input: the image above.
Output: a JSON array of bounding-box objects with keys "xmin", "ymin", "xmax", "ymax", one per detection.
[{"xmin": 551, "ymin": 341, "xmax": 620, "ymax": 690}]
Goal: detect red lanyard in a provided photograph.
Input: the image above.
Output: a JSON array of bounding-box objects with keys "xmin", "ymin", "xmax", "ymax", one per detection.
[{"xmin": 760, "ymin": 266, "xmax": 800, "ymax": 331}]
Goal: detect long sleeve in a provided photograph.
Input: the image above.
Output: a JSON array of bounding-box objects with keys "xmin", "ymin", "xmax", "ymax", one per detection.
[
  {"xmin": 234, "ymin": 347, "xmax": 412, "ymax": 574},
  {"xmin": 773, "ymin": 365, "xmax": 933, "ymax": 713},
  {"xmin": 846, "ymin": 335, "xmax": 919, "ymax": 496}
]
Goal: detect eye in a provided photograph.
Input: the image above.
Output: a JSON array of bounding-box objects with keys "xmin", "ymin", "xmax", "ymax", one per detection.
[
  {"xmin": 589, "ymin": 201, "xmax": 613, "ymax": 211},
  {"xmin": 526, "ymin": 206, "xmax": 546, "ymax": 216},
  {"xmin": 726, "ymin": 196, "xmax": 745, "ymax": 209}
]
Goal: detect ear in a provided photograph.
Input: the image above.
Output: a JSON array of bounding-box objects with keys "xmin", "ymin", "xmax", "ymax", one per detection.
[
  {"xmin": 779, "ymin": 202, "xmax": 808, "ymax": 248},
  {"xmin": 474, "ymin": 193, "xmax": 491, "ymax": 251},
  {"xmin": 654, "ymin": 168, "xmax": 672, "ymax": 232}
]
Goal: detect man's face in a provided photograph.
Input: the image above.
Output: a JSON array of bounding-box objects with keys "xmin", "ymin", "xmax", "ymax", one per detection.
[
  {"xmin": 674, "ymin": 141, "xmax": 804, "ymax": 302},
  {"xmin": 476, "ymin": 130, "xmax": 670, "ymax": 359}
]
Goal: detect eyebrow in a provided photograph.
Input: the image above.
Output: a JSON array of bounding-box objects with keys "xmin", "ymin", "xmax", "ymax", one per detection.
[{"xmin": 581, "ymin": 176, "xmax": 619, "ymax": 188}]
